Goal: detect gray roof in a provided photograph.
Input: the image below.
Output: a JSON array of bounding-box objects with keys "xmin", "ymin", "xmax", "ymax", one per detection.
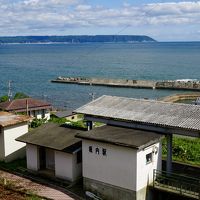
[
  {"xmin": 0, "ymin": 111, "xmax": 30, "ymax": 127},
  {"xmin": 75, "ymin": 95, "xmax": 200, "ymax": 132},
  {"xmin": 76, "ymin": 125, "xmax": 163, "ymax": 149},
  {"xmin": 53, "ymin": 110, "xmax": 74, "ymax": 118},
  {"xmin": 17, "ymin": 122, "xmax": 83, "ymax": 153}
]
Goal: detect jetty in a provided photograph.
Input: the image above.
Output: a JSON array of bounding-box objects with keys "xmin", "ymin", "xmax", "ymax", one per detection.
[
  {"xmin": 51, "ymin": 77, "xmax": 200, "ymax": 91},
  {"xmin": 159, "ymin": 93, "xmax": 200, "ymax": 103}
]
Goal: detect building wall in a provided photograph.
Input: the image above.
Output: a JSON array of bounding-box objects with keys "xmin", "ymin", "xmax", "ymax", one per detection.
[
  {"xmin": 33, "ymin": 110, "xmax": 50, "ymax": 120},
  {"xmin": 55, "ymin": 151, "xmax": 73, "ymax": 181},
  {"xmin": 84, "ymin": 177, "xmax": 136, "ymax": 200},
  {"xmin": 35, "ymin": 110, "xmax": 42, "ymax": 119},
  {"xmin": 55, "ymin": 151, "xmax": 82, "ymax": 182},
  {"xmin": 66, "ymin": 114, "xmax": 78, "ymax": 122},
  {"xmin": 29, "ymin": 111, "xmax": 35, "ymax": 118},
  {"xmin": 72, "ymin": 151, "xmax": 82, "ymax": 180},
  {"xmin": 44, "ymin": 111, "xmax": 50, "ymax": 120},
  {"xmin": 3, "ymin": 122, "xmax": 28, "ymax": 160},
  {"xmin": 26, "ymin": 144, "xmax": 39, "ymax": 171},
  {"xmin": 82, "ymin": 140, "xmax": 137, "ymax": 191},
  {"xmin": 46, "ymin": 148, "xmax": 55, "ymax": 170},
  {"xmin": 136, "ymin": 142, "xmax": 162, "ymax": 191},
  {"xmin": 0, "ymin": 127, "xmax": 5, "ymax": 160}
]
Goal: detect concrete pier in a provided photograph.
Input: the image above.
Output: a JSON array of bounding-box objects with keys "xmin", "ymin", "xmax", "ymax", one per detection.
[{"xmin": 51, "ymin": 77, "xmax": 200, "ymax": 91}]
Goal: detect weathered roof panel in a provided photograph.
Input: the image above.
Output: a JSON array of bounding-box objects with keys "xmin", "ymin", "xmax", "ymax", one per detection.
[
  {"xmin": 76, "ymin": 125, "xmax": 163, "ymax": 149},
  {"xmin": 0, "ymin": 98, "xmax": 52, "ymax": 112},
  {"xmin": 75, "ymin": 95, "xmax": 200, "ymax": 131},
  {"xmin": 16, "ymin": 122, "xmax": 83, "ymax": 152},
  {"xmin": 0, "ymin": 111, "xmax": 30, "ymax": 127},
  {"xmin": 52, "ymin": 110, "xmax": 74, "ymax": 118}
]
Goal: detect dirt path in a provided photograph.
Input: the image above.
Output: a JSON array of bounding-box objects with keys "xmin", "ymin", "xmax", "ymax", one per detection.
[{"xmin": 0, "ymin": 169, "xmax": 81, "ymax": 200}]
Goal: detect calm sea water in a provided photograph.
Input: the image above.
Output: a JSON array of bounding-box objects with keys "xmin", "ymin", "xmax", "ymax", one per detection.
[{"xmin": 0, "ymin": 42, "xmax": 200, "ymax": 109}]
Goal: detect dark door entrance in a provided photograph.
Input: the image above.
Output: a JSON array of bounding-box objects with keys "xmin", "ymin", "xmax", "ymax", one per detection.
[{"xmin": 39, "ymin": 147, "xmax": 46, "ymax": 170}]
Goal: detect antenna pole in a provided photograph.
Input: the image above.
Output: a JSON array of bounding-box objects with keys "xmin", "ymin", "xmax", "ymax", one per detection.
[
  {"xmin": 8, "ymin": 80, "xmax": 12, "ymax": 101},
  {"xmin": 89, "ymin": 92, "xmax": 95, "ymax": 101}
]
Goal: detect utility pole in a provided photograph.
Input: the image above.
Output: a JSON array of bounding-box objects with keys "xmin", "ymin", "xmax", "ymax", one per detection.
[
  {"xmin": 8, "ymin": 80, "xmax": 12, "ymax": 101},
  {"xmin": 89, "ymin": 92, "xmax": 95, "ymax": 101}
]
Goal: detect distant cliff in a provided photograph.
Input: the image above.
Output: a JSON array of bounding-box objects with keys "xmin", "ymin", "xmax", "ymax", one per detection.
[{"xmin": 0, "ymin": 35, "xmax": 156, "ymax": 44}]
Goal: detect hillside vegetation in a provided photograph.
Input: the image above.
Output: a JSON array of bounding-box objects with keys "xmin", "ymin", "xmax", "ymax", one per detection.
[{"xmin": 0, "ymin": 35, "xmax": 156, "ymax": 43}]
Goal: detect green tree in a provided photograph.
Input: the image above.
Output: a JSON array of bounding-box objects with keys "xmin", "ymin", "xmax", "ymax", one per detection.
[
  {"xmin": 0, "ymin": 95, "xmax": 9, "ymax": 102},
  {"xmin": 14, "ymin": 92, "xmax": 29, "ymax": 99},
  {"xmin": 30, "ymin": 118, "xmax": 46, "ymax": 128}
]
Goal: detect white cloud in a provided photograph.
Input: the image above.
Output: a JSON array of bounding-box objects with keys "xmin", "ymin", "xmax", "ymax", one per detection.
[
  {"xmin": 75, "ymin": 4, "xmax": 92, "ymax": 11},
  {"xmin": 0, "ymin": 0, "xmax": 200, "ymax": 39}
]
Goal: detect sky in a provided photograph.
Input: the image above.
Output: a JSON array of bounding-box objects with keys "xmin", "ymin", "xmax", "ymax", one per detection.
[{"xmin": 0, "ymin": 0, "xmax": 200, "ymax": 41}]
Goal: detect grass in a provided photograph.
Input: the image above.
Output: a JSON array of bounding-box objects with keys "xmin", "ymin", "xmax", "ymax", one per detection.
[
  {"xmin": 162, "ymin": 136, "xmax": 200, "ymax": 166},
  {"xmin": 0, "ymin": 158, "xmax": 27, "ymax": 171},
  {"xmin": 0, "ymin": 177, "xmax": 45, "ymax": 200}
]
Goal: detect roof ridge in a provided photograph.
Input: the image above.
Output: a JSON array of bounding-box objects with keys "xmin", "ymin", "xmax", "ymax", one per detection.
[
  {"xmin": 103, "ymin": 95, "xmax": 199, "ymax": 108},
  {"xmin": 6, "ymin": 100, "xmax": 14, "ymax": 110}
]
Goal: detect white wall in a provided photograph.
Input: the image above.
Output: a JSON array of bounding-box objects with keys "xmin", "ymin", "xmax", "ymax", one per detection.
[
  {"xmin": 0, "ymin": 127, "xmax": 5, "ymax": 160},
  {"xmin": 35, "ymin": 110, "xmax": 42, "ymax": 119},
  {"xmin": 55, "ymin": 151, "xmax": 73, "ymax": 181},
  {"xmin": 136, "ymin": 142, "xmax": 162, "ymax": 191},
  {"xmin": 55, "ymin": 151, "xmax": 82, "ymax": 182},
  {"xmin": 35, "ymin": 110, "xmax": 50, "ymax": 120},
  {"xmin": 82, "ymin": 140, "xmax": 137, "ymax": 191},
  {"xmin": 3, "ymin": 122, "xmax": 28, "ymax": 158},
  {"xmin": 26, "ymin": 144, "xmax": 39, "ymax": 171},
  {"xmin": 44, "ymin": 112, "xmax": 50, "ymax": 120},
  {"xmin": 72, "ymin": 152, "xmax": 82, "ymax": 180},
  {"xmin": 66, "ymin": 115, "xmax": 78, "ymax": 122},
  {"xmin": 46, "ymin": 148, "xmax": 55, "ymax": 170}
]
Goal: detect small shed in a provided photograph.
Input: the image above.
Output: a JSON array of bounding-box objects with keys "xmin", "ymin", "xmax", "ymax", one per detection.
[
  {"xmin": 0, "ymin": 111, "xmax": 30, "ymax": 162},
  {"xmin": 52, "ymin": 110, "xmax": 79, "ymax": 122},
  {"xmin": 76, "ymin": 125, "xmax": 163, "ymax": 200},
  {"xmin": 17, "ymin": 122, "xmax": 84, "ymax": 182}
]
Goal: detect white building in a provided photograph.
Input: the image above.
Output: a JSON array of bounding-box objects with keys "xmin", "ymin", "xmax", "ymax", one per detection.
[
  {"xmin": 17, "ymin": 122, "xmax": 83, "ymax": 182},
  {"xmin": 0, "ymin": 111, "xmax": 30, "ymax": 162},
  {"xmin": 0, "ymin": 98, "xmax": 52, "ymax": 120},
  {"xmin": 52, "ymin": 110, "xmax": 80, "ymax": 122},
  {"xmin": 76, "ymin": 125, "xmax": 163, "ymax": 200}
]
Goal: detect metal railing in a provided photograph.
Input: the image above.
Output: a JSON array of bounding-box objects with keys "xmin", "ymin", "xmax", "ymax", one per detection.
[{"xmin": 153, "ymin": 169, "xmax": 200, "ymax": 199}]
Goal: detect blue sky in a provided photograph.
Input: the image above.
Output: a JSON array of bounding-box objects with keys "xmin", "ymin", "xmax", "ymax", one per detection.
[{"xmin": 0, "ymin": 0, "xmax": 200, "ymax": 41}]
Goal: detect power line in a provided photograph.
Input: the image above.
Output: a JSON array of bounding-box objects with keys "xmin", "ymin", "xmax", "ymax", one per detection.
[{"xmin": 68, "ymin": 0, "xmax": 165, "ymax": 67}]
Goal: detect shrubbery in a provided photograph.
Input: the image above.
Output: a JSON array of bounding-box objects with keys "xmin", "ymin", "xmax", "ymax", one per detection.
[
  {"xmin": 30, "ymin": 118, "xmax": 46, "ymax": 128},
  {"xmin": 162, "ymin": 136, "xmax": 200, "ymax": 165},
  {"xmin": 0, "ymin": 92, "xmax": 29, "ymax": 102}
]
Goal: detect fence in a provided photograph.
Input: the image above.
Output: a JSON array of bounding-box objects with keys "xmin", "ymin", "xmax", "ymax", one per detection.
[{"xmin": 153, "ymin": 169, "xmax": 200, "ymax": 199}]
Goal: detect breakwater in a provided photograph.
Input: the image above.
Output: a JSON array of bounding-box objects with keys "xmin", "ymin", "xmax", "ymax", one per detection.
[
  {"xmin": 51, "ymin": 77, "xmax": 200, "ymax": 91},
  {"xmin": 159, "ymin": 93, "xmax": 200, "ymax": 103}
]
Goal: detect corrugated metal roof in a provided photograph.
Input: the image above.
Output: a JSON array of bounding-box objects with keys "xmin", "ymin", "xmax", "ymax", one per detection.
[
  {"xmin": 0, "ymin": 111, "xmax": 30, "ymax": 127},
  {"xmin": 75, "ymin": 95, "xmax": 200, "ymax": 131}
]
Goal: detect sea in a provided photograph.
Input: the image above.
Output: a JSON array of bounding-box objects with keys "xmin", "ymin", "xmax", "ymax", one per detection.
[{"xmin": 0, "ymin": 42, "xmax": 200, "ymax": 109}]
